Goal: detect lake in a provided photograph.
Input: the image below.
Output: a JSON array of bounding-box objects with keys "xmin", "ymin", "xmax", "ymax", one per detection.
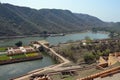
[{"xmin": 0, "ymin": 32, "xmax": 109, "ymax": 80}]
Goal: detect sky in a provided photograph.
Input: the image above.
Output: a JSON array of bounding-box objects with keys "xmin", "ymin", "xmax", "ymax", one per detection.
[{"xmin": 0, "ymin": 0, "xmax": 120, "ymax": 22}]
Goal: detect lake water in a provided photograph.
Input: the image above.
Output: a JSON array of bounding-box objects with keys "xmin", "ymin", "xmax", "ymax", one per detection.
[{"xmin": 0, "ymin": 32, "xmax": 109, "ymax": 80}]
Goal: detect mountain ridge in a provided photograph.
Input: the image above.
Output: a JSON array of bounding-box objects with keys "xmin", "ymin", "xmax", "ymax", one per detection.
[{"xmin": 0, "ymin": 3, "xmax": 119, "ymax": 36}]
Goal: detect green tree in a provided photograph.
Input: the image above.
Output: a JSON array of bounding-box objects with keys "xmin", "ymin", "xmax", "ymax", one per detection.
[
  {"xmin": 85, "ymin": 36, "xmax": 92, "ymax": 44},
  {"xmin": 109, "ymin": 32, "xmax": 114, "ymax": 38},
  {"xmin": 15, "ymin": 41, "xmax": 23, "ymax": 47},
  {"xmin": 103, "ymin": 49, "xmax": 110, "ymax": 56},
  {"xmin": 43, "ymin": 31, "xmax": 47, "ymax": 34},
  {"xmin": 84, "ymin": 52, "xmax": 95, "ymax": 64},
  {"xmin": 92, "ymin": 28, "xmax": 97, "ymax": 33}
]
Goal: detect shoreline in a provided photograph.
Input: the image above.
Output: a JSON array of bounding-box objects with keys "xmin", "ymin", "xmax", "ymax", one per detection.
[
  {"xmin": 12, "ymin": 38, "xmax": 120, "ymax": 80},
  {"xmin": 0, "ymin": 31, "xmax": 109, "ymax": 79},
  {"xmin": 0, "ymin": 30, "xmax": 109, "ymax": 40},
  {"xmin": 0, "ymin": 55, "xmax": 43, "ymax": 65}
]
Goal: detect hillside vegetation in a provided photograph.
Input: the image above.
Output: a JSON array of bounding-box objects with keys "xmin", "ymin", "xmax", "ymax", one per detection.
[
  {"xmin": 0, "ymin": 3, "xmax": 120, "ymax": 36},
  {"xmin": 53, "ymin": 39, "xmax": 120, "ymax": 64}
]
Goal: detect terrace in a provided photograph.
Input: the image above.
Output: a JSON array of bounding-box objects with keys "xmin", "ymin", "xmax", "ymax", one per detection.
[
  {"xmin": 0, "ymin": 47, "xmax": 7, "ymax": 52},
  {"xmin": 0, "ymin": 52, "xmax": 42, "ymax": 65},
  {"xmin": 0, "ymin": 54, "xmax": 10, "ymax": 61}
]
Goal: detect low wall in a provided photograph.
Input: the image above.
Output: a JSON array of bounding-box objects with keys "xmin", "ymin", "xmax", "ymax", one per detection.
[
  {"xmin": 42, "ymin": 46, "xmax": 64, "ymax": 64},
  {"xmin": 48, "ymin": 51, "xmax": 64, "ymax": 63},
  {"xmin": 79, "ymin": 66, "xmax": 120, "ymax": 80},
  {"xmin": 0, "ymin": 55, "xmax": 43, "ymax": 65}
]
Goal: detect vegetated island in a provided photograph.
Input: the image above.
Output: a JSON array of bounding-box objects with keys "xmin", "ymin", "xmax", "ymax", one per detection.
[{"xmin": 0, "ymin": 41, "xmax": 43, "ymax": 65}]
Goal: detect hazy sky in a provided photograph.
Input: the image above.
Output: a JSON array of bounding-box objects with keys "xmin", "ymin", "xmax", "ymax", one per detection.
[{"xmin": 0, "ymin": 0, "xmax": 120, "ymax": 22}]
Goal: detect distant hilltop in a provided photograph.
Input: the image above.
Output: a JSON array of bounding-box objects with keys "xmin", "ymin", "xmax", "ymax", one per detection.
[{"xmin": 0, "ymin": 3, "xmax": 120, "ymax": 36}]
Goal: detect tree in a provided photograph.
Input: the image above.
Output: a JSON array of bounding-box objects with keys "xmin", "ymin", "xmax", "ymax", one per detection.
[
  {"xmin": 84, "ymin": 52, "xmax": 95, "ymax": 64},
  {"xmin": 15, "ymin": 41, "xmax": 23, "ymax": 47},
  {"xmin": 109, "ymin": 32, "xmax": 114, "ymax": 38},
  {"xmin": 92, "ymin": 28, "xmax": 97, "ymax": 33},
  {"xmin": 85, "ymin": 36, "xmax": 92, "ymax": 44},
  {"xmin": 43, "ymin": 31, "xmax": 47, "ymax": 34},
  {"xmin": 104, "ymin": 49, "xmax": 110, "ymax": 56}
]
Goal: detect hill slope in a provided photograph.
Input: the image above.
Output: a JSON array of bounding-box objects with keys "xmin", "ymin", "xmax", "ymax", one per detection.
[{"xmin": 0, "ymin": 3, "xmax": 118, "ymax": 36}]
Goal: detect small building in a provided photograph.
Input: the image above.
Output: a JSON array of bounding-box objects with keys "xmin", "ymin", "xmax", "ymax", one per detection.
[
  {"xmin": 97, "ymin": 53, "xmax": 119, "ymax": 68},
  {"xmin": 108, "ymin": 54, "xmax": 118, "ymax": 66},
  {"xmin": 7, "ymin": 47, "xmax": 23, "ymax": 56},
  {"xmin": 24, "ymin": 46, "xmax": 36, "ymax": 53},
  {"xmin": 19, "ymin": 47, "xmax": 26, "ymax": 53},
  {"xmin": 98, "ymin": 56, "xmax": 108, "ymax": 68},
  {"xmin": 32, "ymin": 44, "xmax": 41, "ymax": 49},
  {"xmin": 82, "ymin": 40, "xmax": 87, "ymax": 46},
  {"xmin": 7, "ymin": 46, "xmax": 36, "ymax": 56}
]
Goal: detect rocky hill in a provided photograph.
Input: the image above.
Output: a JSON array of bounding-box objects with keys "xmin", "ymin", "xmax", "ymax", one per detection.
[{"xmin": 0, "ymin": 3, "xmax": 119, "ymax": 36}]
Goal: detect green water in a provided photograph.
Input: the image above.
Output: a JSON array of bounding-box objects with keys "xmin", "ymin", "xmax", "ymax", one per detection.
[{"xmin": 0, "ymin": 32, "xmax": 109, "ymax": 80}]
